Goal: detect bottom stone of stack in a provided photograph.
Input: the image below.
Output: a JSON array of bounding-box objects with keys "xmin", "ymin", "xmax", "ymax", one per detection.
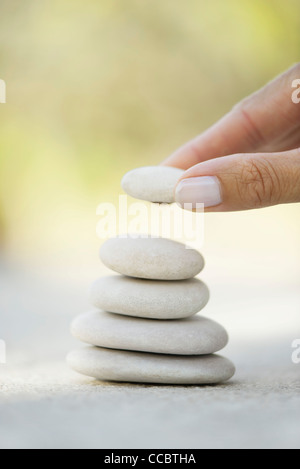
[{"xmin": 67, "ymin": 347, "xmax": 235, "ymax": 385}]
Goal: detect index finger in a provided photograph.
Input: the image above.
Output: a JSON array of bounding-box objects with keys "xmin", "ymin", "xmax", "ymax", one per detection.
[{"xmin": 162, "ymin": 63, "xmax": 300, "ymax": 170}]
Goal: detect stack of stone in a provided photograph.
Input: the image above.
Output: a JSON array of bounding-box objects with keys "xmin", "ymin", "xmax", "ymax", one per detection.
[
  {"xmin": 68, "ymin": 166, "xmax": 235, "ymax": 385},
  {"xmin": 68, "ymin": 237, "xmax": 235, "ymax": 385}
]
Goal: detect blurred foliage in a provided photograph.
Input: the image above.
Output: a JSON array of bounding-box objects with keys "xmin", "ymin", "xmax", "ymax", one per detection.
[{"xmin": 0, "ymin": 0, "xmax": 299, "ymax": 253}]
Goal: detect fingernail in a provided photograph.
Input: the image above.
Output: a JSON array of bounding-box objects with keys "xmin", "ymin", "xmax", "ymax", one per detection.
[{"xmin": 175, "ymin": 176, "xmax": 222, "ymax": 210}]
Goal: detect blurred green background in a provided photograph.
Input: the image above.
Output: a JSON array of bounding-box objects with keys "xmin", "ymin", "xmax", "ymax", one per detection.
[{"xmin": 0, "ymin": 0, "xmax": 299, "ymax": 290}]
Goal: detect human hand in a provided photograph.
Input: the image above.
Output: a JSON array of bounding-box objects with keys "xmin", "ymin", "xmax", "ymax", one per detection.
[{"xmin": 162, "ymin": 64, "xmax": 300, "ymax": 212}]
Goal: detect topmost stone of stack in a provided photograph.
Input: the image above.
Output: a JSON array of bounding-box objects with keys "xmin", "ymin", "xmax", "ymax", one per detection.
[{"xmin": 100, "ymin": 236, "xmax": 205, "ymax": 280}]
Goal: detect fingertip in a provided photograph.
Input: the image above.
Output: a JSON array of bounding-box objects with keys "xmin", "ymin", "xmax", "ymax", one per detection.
[{"xmin": 175, "ymin": 176, "xmax": 223, "ymax": 211}]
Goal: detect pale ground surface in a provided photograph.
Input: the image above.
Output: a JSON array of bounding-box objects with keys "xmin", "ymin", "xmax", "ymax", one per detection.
[{"xmin": 0, "ymin": 258, "xmax": 299, "ymax": 449}]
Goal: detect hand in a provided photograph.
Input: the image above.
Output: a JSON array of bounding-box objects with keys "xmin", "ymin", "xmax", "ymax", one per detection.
[{"xmin": 162, "ymin": 64, "xmax": 300, "ymax": 212}]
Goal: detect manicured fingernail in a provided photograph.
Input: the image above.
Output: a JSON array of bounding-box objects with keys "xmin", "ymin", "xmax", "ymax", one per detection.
[{"xmin": 175, "ymin": 176, "xmax": 222, "ymax": 210}]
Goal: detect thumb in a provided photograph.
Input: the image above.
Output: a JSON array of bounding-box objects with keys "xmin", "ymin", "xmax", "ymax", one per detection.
[{"xmin": 175, "ymin": 149, "xmax": 300, "ymax": 212}]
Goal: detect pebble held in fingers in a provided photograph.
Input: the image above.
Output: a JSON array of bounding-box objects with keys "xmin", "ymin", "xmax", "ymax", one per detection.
[
  {"xmin": 71, "ymin": 310, "xmax": 229, "ymax": 355},
  {"xmin": 100, "ymin": 236, "xmax": 205, "ymax": 280},
  {"xmin": 90, "ymin": 276, "xmax": 210, "ymax": 320},
  {"xmin": 121, "ymin": 166, "xmax": 184, "ymax": 203},
  {"xmin": 67, "ymin": 347, "xmax": 236, "ymax": 385}
]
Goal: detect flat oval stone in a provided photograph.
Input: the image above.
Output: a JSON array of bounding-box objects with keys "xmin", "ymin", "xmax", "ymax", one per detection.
[
  {"xmin": 121, "ymin": 166, "xmax": 184, "ymax": 203},
  {"xmin": 90, "ymin": 276, "xmax": 210, "ymax": 320},
  {"xmin": 100, "ymin": 237, "xmax": 205, "ymax": 280},
  {"xmin": 71, "ymin": 310, "xmax": 228, "ymax": 355},
  {"xmin": 67, "ymin": 347, "xmax": 236, "ymax": 385}
]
